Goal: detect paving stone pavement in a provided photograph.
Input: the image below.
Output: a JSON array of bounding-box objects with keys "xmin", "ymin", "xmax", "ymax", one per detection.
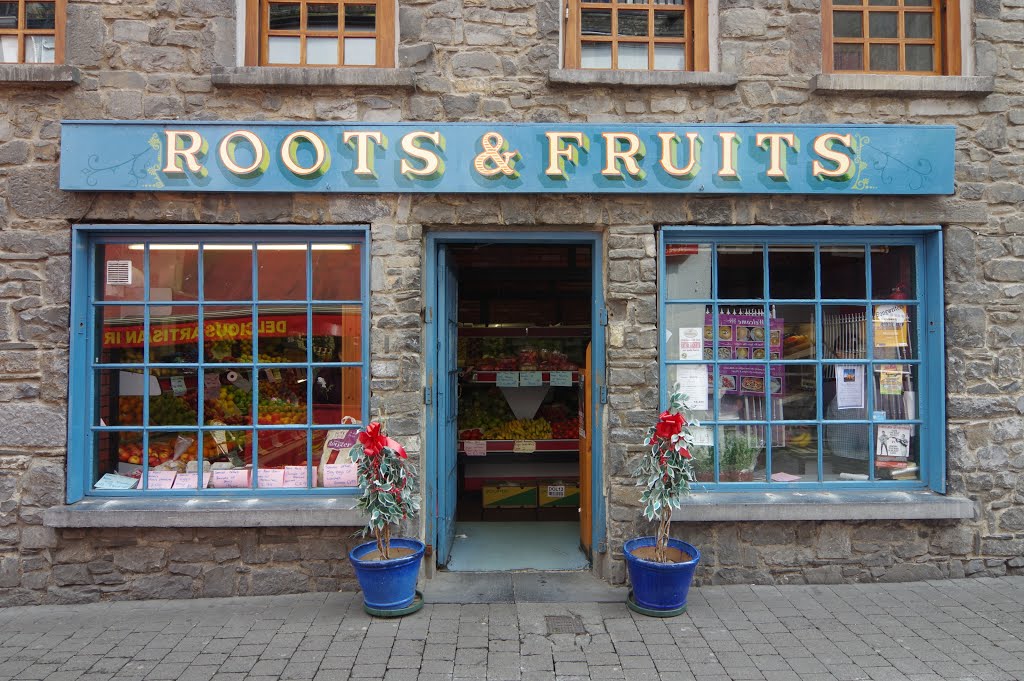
[{"xmin": 1, "ymin": 576, "xmax": 1024, "ymax": 681}]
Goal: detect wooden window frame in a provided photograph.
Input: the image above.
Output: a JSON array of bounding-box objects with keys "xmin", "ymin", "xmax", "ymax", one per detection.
[
  {"xmin": 564, "ymin": 0, "xmax": 708, "ymax": 71},
  {"xmin": 0, "ymin": 0, "xmax": 65, "ymax": 64},
  {"xmin": 244, "ymin": 0, "xmax": 394, "ymax": 68},
  {"xmin": 822, "ymin": 0, "xmax": 960, "ymax": 75}
]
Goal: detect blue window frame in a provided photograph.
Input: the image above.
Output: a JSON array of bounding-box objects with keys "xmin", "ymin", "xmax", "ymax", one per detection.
[
  {"xmin": 659, "ymin": 226, "xmax": 945, "ymax": 491},
  {"xmin": 68, "ymin": 225, "xmax": 370, "ymax": 502}
]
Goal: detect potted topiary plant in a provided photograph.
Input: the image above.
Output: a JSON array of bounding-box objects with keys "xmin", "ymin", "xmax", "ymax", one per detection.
[
  {"xmin": 623, "ymin": 391, "xmax": 701, "ymax": 617},
  {"xmin": 347, "ymin": 419, "xmax": 424, "ymax": 617}
]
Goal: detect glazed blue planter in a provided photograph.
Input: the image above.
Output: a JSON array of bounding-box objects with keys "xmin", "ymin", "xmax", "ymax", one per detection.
[
  {"xmin": 349, "ymin": 538, "xmax": 425, "ymax": 611},
  {"xmin": 623, "ymin": 537, "xmax": 700, "ymax": 612}
]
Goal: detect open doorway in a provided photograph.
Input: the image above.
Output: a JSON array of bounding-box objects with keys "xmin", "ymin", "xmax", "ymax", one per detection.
[{"xmin": 429, "ymin": 240, "xmax": 599, "ymax": 572}]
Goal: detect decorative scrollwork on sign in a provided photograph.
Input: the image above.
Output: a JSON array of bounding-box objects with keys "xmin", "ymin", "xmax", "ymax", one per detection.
[
  {"xmin": 80, "ymin": 134, "xmax": 164, "ymax": 189},
  {"xmin": 849, "ymin": 133, "xmax": 934, "ymax": 192}
]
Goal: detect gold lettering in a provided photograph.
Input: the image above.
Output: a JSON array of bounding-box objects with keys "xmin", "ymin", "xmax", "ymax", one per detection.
[
  {"xmin": 756, "ymin": 132, "xmax": 798, "ymax": 180},
  {"xmin": 162, "ymin": 130, "xmax": 208, "ymax": 176},
  {"xmin": 218, "ymin": 130, "xmax": 268, "ymax": 177},
  {"xmin": 657, "ymin": 132, "xmax": 702, "ymax": 178},
  {"xmin": 399, "ymin": 131, "xmax": 446, "ymax": 179},
  {"xmin": 281, "ymin": 130, "xmax": 330, "ymax": 177},
  {"xmin": 544, "ymin": 132, "xmax": 588, "ymax": 179},
  {"xmin": 601, "ymin": 132, "xmax": 646, "ymax": 179},
  {"xmin": 342, "ymin": 131, "xmax": 387, "ymax": 178},
  {"xmin": 717, "ymin": 132, "xmax": 740, "ymax": 179},
  {"xmin": 812, "ymin": 133, "xmax": 856, "ymax": 180}
]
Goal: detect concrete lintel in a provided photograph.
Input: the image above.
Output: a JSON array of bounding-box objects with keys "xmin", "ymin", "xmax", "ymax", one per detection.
[
  {"xmin": 0, "ymin": 64, "xmax": 80, "ymax": 86},
  {"xmin": 810, "ymin": 74, "xmax": 995, "ymax": 97},
  {"xmin": 44, "ymin": 497, "xmax": 365, "ymax": 528},
  {"xmin": 212, "ymin": 66, "xmax": 416, "ymax": 88},
  {"xmin": 548, "ymin": 69, "xmax": 738, "ymax": 89},
  {"xmin": 671, "ymin": 490, "xmax": 976, "ymax": 522}
]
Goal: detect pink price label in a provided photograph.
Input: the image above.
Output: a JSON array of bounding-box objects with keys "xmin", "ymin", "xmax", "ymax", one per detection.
[{"xmin": 322, "ymin": 463, "xmax": 357, "ymax": 487}]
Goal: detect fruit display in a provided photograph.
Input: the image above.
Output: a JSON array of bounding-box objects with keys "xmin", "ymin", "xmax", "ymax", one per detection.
[
  {"xmin": 119, "ymin": 396, "xmax": 143, "ymax": 425},
  {"xmin": 472, "ymin": 348, "xmax": 578, "ymax": 372},
  {"xmin": 550, "ymin": 418, "xmax": 579, "ymax": 439},
  {"xmin": 257, "ymin": 397, "xmax": 306, "ymax": 425},
  {"xmin": 148, "ymin": 393, "xmax": 197, "ymax": 426},
  {"xmin": 483, "ymin": 418, "xmax": 552, "ymax": 440},
  {"xmin": 458, "ymin": 387, "xmax": 514, "ymax": 432},
  {"xmin": 206, "ymin": 384, "xmax": 253, "ymax": 425}
]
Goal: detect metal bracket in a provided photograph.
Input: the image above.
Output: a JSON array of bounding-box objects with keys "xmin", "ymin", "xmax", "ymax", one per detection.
[
  {"xmin": 597, "ymin": 540, "xmax": 607, "ymax": 554},
  {"xmin": 598, "ymin": 307, "xmax": 609, "ymax": 326},
  {"xmin": 599, "ymin": 385, "xmax": 608, "ymax": 404}
]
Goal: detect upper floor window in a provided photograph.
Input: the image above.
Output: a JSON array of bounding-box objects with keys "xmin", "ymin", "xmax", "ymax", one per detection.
[
  {"xmin": 564, "ymin": 0, "xmax": 709, "ymax": 70},
  {"xmin": 0, "ymin": 0, "xmax": 63, "ymax": 64},
  {"xmin": 824, "ymin": 0, "xmax": 960, "ymax": 74},
  {"xmin": 245, "ymin": 0, "xmax": 394, "ymax": 67}
]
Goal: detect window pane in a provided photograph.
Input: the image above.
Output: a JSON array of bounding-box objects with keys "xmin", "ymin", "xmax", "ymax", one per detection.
[
  {"xmin": 718, "ymin": 426, "xmax": 764, "ymax": 483},
  {"xmin": 774, "ymin": 364, "xmax": 816, "ymax": 421},
  {"xmin": 868, "ymin": 11, "xmax": 897, "ymax": 38},
  {"xmin": 98, "ymin": 244, "xmax": 145, "ymax": 302},
  {"xmin": 257, "ymin": 306, "xmax": 308, "ymax": 362},
  {"xmin": 581, "ymin": 9, "xmax": 612, "ymax": 36},
  {"xmin": 96, "ymin": 369, "xmax": 145, "ymax": 427},
  {"xmin": 27, "ymin": 36, "xmax": 55, "ymax": 65},
  {"xmin": 667, "ymin": 365, "xmax": 711, "ymax": 422},
  {"xmin": 653, "ymin": 11, "xmax": 684, "ymax": 36},
  {"xmin": 824, "ymin": 364, "xmax": 868, "ymax": 419},
  {"xmin": 258, "ymin": 371, "xmax": 308, "ymax": 425},
  {"xmin": 0, "ymin": 3, "xmax": 15, "ymax": 29},
  {"xmin": 717, "ymin": 244, "xmax": 763, "ymax": 299},
  {"xmin": 25, "ymin": 2, "xmax": 55, "ymax": 29},
  {"xmin": 203, "ymin": 245, "xmax": 253, "ymax": 301},
  {"xmin": 144, "ymin": 431, "xmax": 198, "ymax": 489},
  {"xmin": 833, "ymin": 43, "xmax": 863, "ymax": 70},
  {"xmin": 876, "ymin": 424, "xmax": 919, "ymax": 480},
  {"xmin": 258, "ymin": 244, "xmax": 306, "ymax": 300},
  {"xmin": 872, "ymin": 303, "xmax": 916, "ymax": 359},
  {"xmin": 581, "ymin": 42, "xmax": 612, "ymax": 68},
  {"xmin": 204, "ymin": 368, "xmax": 253, "ymax": 426},
  {"xmin": 343, "ymin": 37, "xmax": 375, "ymax": 65},
  {"xmin": 820, "ymin": 246, "xmax": 865, "ymax": 298},
  {"xmin": 904, "ymin": 12, "xmax": 932, "ymax": 38},
  {"xmin": 823, "ymin": 306, "xmax": 867, "ymax": 359},
  {"xmin": 312, "ymin": 305, "xmax": 363, "ymax": 363},
  {"xmin": 904, "ymin": 0, "xmax": 932, "ymax": 6},
  {"xmin": 257, "ymin": 429, "xmax": 307, "ymax": 473},
  {"xmin": 778, "ymin": 305, "xmax": 816, "ymax": 359},
  {"xmin": 150, "ymin": 245, "xmax": 198, "ymax": 303},
  {"xmin": 768, "ymin": 245, "xmax": 814, "ymax": 299},
  {"xmin": 772, "ymin": 424, "xmax": 819, "ymax": 480},
  {"xmin": 874, "ymin": 363, "xmax": 917, "ymax": 420},
  {"xmin": 618, "ymin": 10, "xmax": 648, "ymax": 36},
  {"xmin": 97, "ymin": 306, "xmax": 144, "ymax": 364},
  {"xmin": 666, "ymin": 303, "xmax": 707, "ymax": 361},
  {"xmin": 95, "ymin": 431, "xmax": 142, "ymax": 489},
  {"xmin": 345, "ymin": 4, "xmax": 376, "ymax": 31},
  {"xmin": 313, "ymin": 429, "xmax": 359, "ymax": 488},
  {"xmin": 0, "ymin": 35, "xmax": 16, "ymax": 63},
  {"xmin": 267, "ymin": 36, "xmax": 301, "ymax": 63},
  {"xmin": 833, "ymin": 11, "xmax": 863, "ymax": 38},
  {"xmin": 203, "ymin": 307, "xmax": 253, "ymax": 363},
  {"xmin": 269, "ymin": 3, "xmax": 301, "ymax": 30},
  {"xmin": 665, "ymin": 244, "xmax": 711, "ymax": 300},
  {"xmin": 867, "ymin": 0, "xmax": 896, "ymax": 5},
  {"xmin": 307, "ymin": 36, "xmax": 339, "ymax": 64},
  {"xmin": 149, "ymin": 305, "xmax": 199, "ymax": 363},
  {"xmin": 205, "ymin": 429, "xmax": 254, "ymax": 481},
  {"xmin": 832, "ymin": 0, "xmax": 861, "ymax": 4},
  {"xmin": 653, "ymin": 43, "xmax": 685, "ymax": 69},
  {"xmin": 618, "ymin": 42, "xmax": 647, "ymax": 69},
  {"xmin": 312, "ymin": 244, "xmax": 361, "ymax": 300},
  {"xmin": 823, "ymin": 424, "xmax": 870, "ymax": 480},
  {"xmin": 869, "ymin": 43, "xmax": 899, "ymax": 70},
  {"xmin": 871, "ymin": 245, "xmax": 915, "ymax": 299},
  {"xmin": 905, "ymin": 44, "xmax": 934, "ymax": 71},
  {"xmin": 312, "ymin": 366, "xmax": 363, "ymax": 423},
  {"xmin": 307, "ymin": 3, "xmax": 338, "ymax": 30}
]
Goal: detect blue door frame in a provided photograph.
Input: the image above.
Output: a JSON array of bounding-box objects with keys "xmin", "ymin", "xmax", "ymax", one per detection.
[{"xmin": 424, "ymin": 232, "xmax": 607, "ymax": 566}]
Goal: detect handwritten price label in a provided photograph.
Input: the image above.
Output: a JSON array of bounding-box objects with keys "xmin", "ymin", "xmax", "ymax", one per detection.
[
  {"xmin": 464, "ymin": 440, "xmax": 487, "ymax": 456},
  {"xmin": 513, "ymin": 440, "xmax": 536, "ymax": 454},
  {"xmin": 496, "ymin": 372, "xmax": 519, "ymax": 387}
]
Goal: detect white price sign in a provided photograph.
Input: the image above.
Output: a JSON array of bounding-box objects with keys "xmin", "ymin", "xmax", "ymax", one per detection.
[
  {"xmin": 496, "ymin": 372, "xmax": 519, "ymax": 387},
  {"xmin": 519, "ymin": 371, "xmax": 543, "ymax": 387},
  {"xmin": 549, "ymin": 371, "xmax": 573, "ymax": 387},
  {"xmin": 464, "ymin": 440, "xmax": 487, "ymax": 456},
  {"xmin": 170, "ymin": 376, "xmax": 186, "ymax": 396},
  {"xmin": 513, "ymin": 440, "xmax": 537, "ymax": 454}
]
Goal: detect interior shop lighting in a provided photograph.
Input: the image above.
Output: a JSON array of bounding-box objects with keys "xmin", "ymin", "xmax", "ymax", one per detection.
[{"xmin": 128, "ymin": 244, "xmax": 354, "ymax": 251}]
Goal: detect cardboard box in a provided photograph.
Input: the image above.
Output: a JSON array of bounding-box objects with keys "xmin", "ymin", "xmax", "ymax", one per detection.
[
  {"xmin": 482, "ymin": 482, "xmax": 538, "ymax": 508},
  {"xmin": 539, "ymin": 480, "xmax": 580, "ymax": 508}
]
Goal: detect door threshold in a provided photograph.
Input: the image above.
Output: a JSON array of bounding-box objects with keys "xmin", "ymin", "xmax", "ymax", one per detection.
[{"xmin": 423, "ymin": 570, "xmax": 628, "ymax": 604}]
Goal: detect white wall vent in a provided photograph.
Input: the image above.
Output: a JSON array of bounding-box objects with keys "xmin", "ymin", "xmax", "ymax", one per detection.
[{"xmin": 106, "ymin": 260, "xmax": 133, "ymax": 286}]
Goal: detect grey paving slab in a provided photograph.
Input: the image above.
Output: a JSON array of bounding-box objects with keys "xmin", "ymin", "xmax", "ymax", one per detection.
[{"xmin": 0, "ymin": 577, "xmax": 1022, "ymax": 680}]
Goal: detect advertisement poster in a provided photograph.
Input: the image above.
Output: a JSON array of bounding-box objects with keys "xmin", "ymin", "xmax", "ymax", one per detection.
[
  {"xmin": 674, "ymin": 365, "xmax": 708, "ymax": 410},
  {"xmin": 704, "ymin": 313, "xmax": 784, "ymax": 396},
  {"xmin": 876, "ymin": 424, "xmax": 912, "ymax": 459},
  {"xmin": 836, "ymin": 365, "xmax": 865, "ymax": 410},
  {"xmin": 678, "ymin": 327, "xmax": 703, "ymax": 360}
]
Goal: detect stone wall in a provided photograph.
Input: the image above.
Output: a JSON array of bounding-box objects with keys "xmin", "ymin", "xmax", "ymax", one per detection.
[{"xmin": 0, "ymin": 0, "xmax": 1021, "ymax": 602}]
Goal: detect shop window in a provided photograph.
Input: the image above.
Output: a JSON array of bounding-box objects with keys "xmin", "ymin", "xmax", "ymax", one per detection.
[
  {"xmin": 660, "ymin": 228, "xmax": 944, "ymax": 490},
  {"xmin": 563, "ymin": 0, "xmax": 709, "ymax": 71},
  {"xmin": 69, "ymin": 228, "xmax": 368, "ymax": 500},
  {"xmin": 0, "ymin": 0, "xmax": 64, "ymax": 64},
  {"xmin": 243, "ymin": 0, "xmax": 394, "ymax": 67},
  {"xmin": 823, "ymin": 0, "xmax": 960, "ymax": 74}
]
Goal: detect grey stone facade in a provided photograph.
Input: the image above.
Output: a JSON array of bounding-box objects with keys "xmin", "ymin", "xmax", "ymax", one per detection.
[{"xmin": 0, "ymin": 0, "xmax": 1020, "ymax": 603}]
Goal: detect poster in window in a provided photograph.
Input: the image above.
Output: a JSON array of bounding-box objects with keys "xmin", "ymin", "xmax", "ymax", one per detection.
[
  {"xmin": 876, "ymin": 424, "xmax": 912, "ymax": 460},
  {"xmin": 873, "ymin": 304, "xmax": 909, "ymax": 348}
]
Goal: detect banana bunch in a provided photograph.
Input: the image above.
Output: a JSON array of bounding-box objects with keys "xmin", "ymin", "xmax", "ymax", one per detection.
[
  {"xmin": 790, "ymin": 430, "xmax": 813, "ymax": 448},
  {"xmin": 483, "ymin": 418, "xmax": 552, "ymax": 440}
]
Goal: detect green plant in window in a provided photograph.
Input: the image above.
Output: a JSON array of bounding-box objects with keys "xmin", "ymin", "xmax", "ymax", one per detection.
[{"xmin": 720, "ymin": 433, "xmax": 760, "ymax": 473}]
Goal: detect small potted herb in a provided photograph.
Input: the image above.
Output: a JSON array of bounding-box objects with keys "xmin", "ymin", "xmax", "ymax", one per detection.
[
  {"xmin": 347, "ymin": 420, "xmax": 424, "ymax": 616},
  {"xmin": 623, "ymin": 391, "xmax": 701, "ymax": 616}
]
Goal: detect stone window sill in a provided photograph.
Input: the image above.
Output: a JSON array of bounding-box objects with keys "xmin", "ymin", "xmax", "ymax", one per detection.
[
  {"xmin": 671, "ymin": 490, "xmax": 975, "ymax": 522},
  {"xmin": 212, "ymin": 66, "xmax": 415, "ymax": 88},
  {"xmin": 548, "ymin": 69, "xmax": 738, "ymax": 89},
  {"xmin": 0, "ymin": 64, "xmax": 80, "ymax": 86},
  {"xmin": 43, "ymin": 497, "xmax": 364, "ymax": 528},
  {"xmin": 810, "ymin": 74, "xmax": 995, "ymax": 97}
]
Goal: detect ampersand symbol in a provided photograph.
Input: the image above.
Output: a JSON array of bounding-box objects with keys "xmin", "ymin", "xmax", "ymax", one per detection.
[{"xmin": 473, "ymin": 132, "xmax": 521, "ymax": 178}]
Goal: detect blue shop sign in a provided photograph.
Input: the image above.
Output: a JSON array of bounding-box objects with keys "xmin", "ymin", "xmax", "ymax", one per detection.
[{"xmin": 60, "ymin": 121, "xmax": 955, "ymax": 195}]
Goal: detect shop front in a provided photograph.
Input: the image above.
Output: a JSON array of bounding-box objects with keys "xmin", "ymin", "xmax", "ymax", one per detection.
[{"xmin": 34, "ymin": 118, "xmax": 982, "ymax": 597}]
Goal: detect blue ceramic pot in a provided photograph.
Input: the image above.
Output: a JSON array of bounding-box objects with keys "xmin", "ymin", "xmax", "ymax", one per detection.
[
  {"xmin": 349, "ymin": 538, "xmax": 425, "ymax": 611},
  {"xmin": 623, "ymin": 537, "xmax": 700, "ymax": 612}
]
